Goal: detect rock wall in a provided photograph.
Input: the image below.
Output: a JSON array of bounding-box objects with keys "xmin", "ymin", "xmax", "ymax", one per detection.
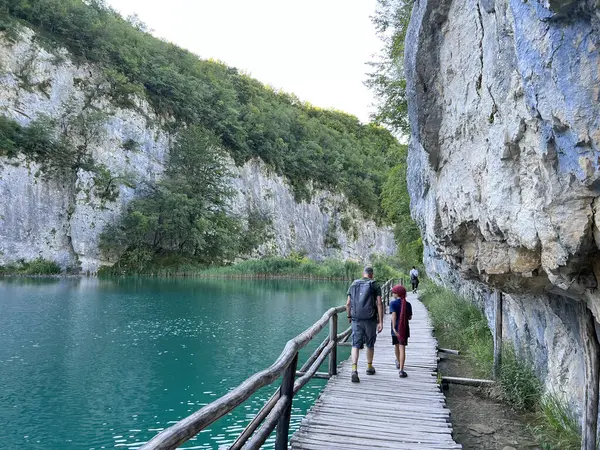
[
  {"xmin": 406, "ymin": 0, "xmax": 600, "ymax": 410},
  {"xmin": 0, "ymin": 28, "xmax": 395, "ymax": 273}
]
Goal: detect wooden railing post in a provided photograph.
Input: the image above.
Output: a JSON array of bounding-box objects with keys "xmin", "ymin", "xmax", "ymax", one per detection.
[
  {"xmin": 275, "ymin": 353, "xmax": 298, "ymax": 450},
  {"xmin": 493, "ymin": 291, "xmax": 503, "ymax": 379},
  {"xmin": 328, "ymin": 313, "xmax": 338, "ymax": 376},
  {"xmin": 580, "ymin": 303, "xmax": 600, "ymax": 450}
]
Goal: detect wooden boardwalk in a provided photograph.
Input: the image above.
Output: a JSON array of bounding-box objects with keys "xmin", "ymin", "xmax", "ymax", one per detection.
[{"xmin": 290, "ymin": 293, "xmax": 461, "ymax": 450}]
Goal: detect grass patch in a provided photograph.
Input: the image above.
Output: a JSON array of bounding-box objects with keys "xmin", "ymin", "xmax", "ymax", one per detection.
[
  {"xmin": 0, "ymin": 257, "xmax": 61, "ymax": 275},
  {"xmin": 421, "ymin": 281, "xmax": 581, "ymax": 448},
  {"xmin": 99, "ymin": 254, "xmax": 407, "ymax": 281},
  {"xmin": 420, "ymin": 281, "xmax": 493, "ymax": 376},
  {"xmin": 532, "ymin": 394, "xmax": 581, "ymax": 450},
  {"xmin": 199, "ymin": 256, "xmax": 360, "ymax": 279},
  {"xmin": 498, "ymin": 346, "xmax": 542, "ymax": 411}
]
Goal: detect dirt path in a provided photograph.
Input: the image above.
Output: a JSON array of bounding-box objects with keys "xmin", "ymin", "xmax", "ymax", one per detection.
[{"xmin": 440, "ymin": 356, "xmax": 540, "ymax": 450}]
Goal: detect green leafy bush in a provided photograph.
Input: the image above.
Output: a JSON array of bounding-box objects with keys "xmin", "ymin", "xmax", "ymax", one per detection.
[
  {"xmin": 0, "ymin": 258, "xmax": 61, "ymax": 275},
  {"xmin": 420, "ymin": 282, "xmax": 581, "ymax": 448},
  {"xmin": 420, "ymin": 282, "xmax": 494, "ymax": 377},
  {"xmin": 199, "ymin": 257, "xmax": 363, "ymax": 280},
  {"xmin": 324, "ymin": 220, "xmax": 341, "ymax": 249}
]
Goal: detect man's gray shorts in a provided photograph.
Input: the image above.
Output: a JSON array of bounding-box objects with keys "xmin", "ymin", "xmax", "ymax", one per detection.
[{"xmin": 351, "ymin": 319, "xmax": 377, "ymax": 349}]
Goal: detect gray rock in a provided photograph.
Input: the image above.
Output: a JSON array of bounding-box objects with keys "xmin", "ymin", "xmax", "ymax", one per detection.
[
  {"xmin": 469, "ymin": 424, "xmax": 495, "ymax": 435},
  {"xmin": 405, "ymin": 0, "xmax": 599, "ymax": 418}
]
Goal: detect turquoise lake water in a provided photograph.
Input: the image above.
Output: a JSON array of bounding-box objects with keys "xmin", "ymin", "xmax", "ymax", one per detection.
[{"xmin": 0, "ymin": 278, "xmax": 350, "ymax": 449}]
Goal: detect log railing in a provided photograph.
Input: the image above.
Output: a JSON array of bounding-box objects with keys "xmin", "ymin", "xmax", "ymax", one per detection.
[
  {"xmin": 380, "ymin": 278, "xmax": 405, "ymax": 312},
  {"xmin": 139, "ymin": 304, "xmax": 350, "ymax": 450},
  {"xmin": 140, "ymin": 278, "xmax": 397, "ymax": 450}
]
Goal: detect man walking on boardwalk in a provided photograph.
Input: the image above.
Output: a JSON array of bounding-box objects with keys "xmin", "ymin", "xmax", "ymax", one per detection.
[
  {"xmin": 346, "ymin": 266, "xmax": 383, "ymax": 383},
  {"xmin": 410, "ymin": 266, "xmax": 419, "ymax": 293}
]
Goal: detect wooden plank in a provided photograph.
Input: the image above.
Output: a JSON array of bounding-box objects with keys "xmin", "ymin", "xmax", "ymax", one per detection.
[
  {"xmin": 291, "ymin": 292, "xmax": 462, "ymax": 450},
  {"xmin": 439, "ymin": 348, "xmax": 460, "ymax": 355},
  {"xmin": 296, "ymin": 425, "xmax": 456, "ymax": 445},
  {"xmin": 441, "ymin": 376, "xmax": 495, "ymax": 387},
  {"xmin": 307, "ymin": 406, "xmax": 452, "ymax": 424},
  {"xmin": 300, "ymin": 418, "xmax": 454, "ymax": 435},
  {"xmin": 292, "ymin": 432, "xmax": 462, "ymax": 449}
]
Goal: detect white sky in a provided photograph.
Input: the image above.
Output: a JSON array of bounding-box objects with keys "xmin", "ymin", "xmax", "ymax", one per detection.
[{"xmin": 105, "ymin": 0, "xmax": 381, "ymax": 123}]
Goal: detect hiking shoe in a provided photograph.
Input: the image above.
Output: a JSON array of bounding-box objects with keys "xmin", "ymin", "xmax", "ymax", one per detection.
[
  {"xmin": 366, "ymin": 366, "xmax": 376, "ymax": 375},
  {"xmin": 395, "ymin": 360, "xmax": 400, "ymax": 369},
  {"xmin": 351, "ymin": 371, "xmax": 360, "ymax": 383},
  {"xmin": 399, "ymin": 370, "xmax": 408, "ymax": 378}
]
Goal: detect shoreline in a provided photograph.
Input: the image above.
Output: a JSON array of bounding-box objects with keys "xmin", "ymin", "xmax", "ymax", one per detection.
[
  {"xmin": 0, "ymin": 273, "xmax": 353, "ymax": 281},
  {"xmin": 1, "ymin": 255, "xmax": 407, "ymax": 282}
]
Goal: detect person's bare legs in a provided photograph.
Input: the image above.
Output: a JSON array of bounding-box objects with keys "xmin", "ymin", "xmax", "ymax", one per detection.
[
  {"xmin": 365, "ymin": 346, "xmax": 377, "ymax": 375},
  {"xmin": 366, "ymin": 346, "xmax": 374, "ymax": 366},
  {"xmin": 352, "ymin": 347, "xmax": 359, "ymax": 365},
  {"xmin": 394, "ymin": 344, "xmax": 400, "ymax": 366},
  {"xmin": 399, "ymin": 344, "xmax": 407, "ymax": 376},
  {"xmin": 351, "ymin": 347, "xmax": 360, "ymax": 382}
]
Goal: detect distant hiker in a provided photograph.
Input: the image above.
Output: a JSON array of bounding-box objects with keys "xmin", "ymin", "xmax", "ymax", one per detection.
[
  {"xmin": 346, "ymin": 266, "xmax": 383, "ymax": 383},
  {"xmin": 410, "ymin": 266, "xmax": 419, "ymax": 293},
  {"xmin": 390, "ymin": 284, "xmax": 412, "ymax": 377}
]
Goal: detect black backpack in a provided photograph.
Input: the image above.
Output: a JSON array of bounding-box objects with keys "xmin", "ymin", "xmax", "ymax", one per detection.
[{"xmin": 349, "ymin": 279, "xmax": 376, "ymax": 320}]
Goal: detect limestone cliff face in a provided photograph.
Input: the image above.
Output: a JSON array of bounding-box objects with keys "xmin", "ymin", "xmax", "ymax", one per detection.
[
  {"xmin": 406, "ymin": 0, "xmax": 600, "ymax": 408},
  {"xmin": 0, "ymin": 28, "xmax": 395, "ymax": 273}
]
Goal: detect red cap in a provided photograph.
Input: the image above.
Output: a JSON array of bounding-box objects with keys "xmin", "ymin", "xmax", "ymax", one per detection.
[{"xmin": 392, "ymin": 285, "xmax": 406, "ymax": 297}]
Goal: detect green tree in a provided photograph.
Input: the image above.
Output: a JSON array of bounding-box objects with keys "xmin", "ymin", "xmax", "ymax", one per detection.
[
  {"xmin": 380, "ymin": 145, "xmax": 423, "ymax": 268},
  {"xmin": 99, "ymin": 126, "xmax": 242, "ymax": 270},
  {"xmin": 365, "ymin": 0, "xmax": 414, "ymax": 135},
  {"xmin": 367, "ymin": 0, "xmax": 423, "ymax": 267}
]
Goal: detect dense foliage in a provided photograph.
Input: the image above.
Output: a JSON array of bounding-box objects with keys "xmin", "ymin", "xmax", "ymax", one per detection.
[
  {"xmin": 367, "ymin": 0, "xmax": 422, "ymax": 267},
  {"xmin": 366, "ymin": 0, "xmax": 414, "ymax": 135},
  {"xmin": 2, "ymin": 0, "xmax": 403, "ymax": 218},
  {"xmin": 380, "ymin": 143, "xmax": 422, "ymax": 268},
  {"xmin": 0, "ymin": 115, "xmax": 80, "ymax": 174}
]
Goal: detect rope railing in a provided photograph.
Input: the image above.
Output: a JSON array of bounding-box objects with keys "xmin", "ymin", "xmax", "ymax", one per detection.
[{"xmin": 139, "ymin": 278, "xmax": 396, "ymax": 450}]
